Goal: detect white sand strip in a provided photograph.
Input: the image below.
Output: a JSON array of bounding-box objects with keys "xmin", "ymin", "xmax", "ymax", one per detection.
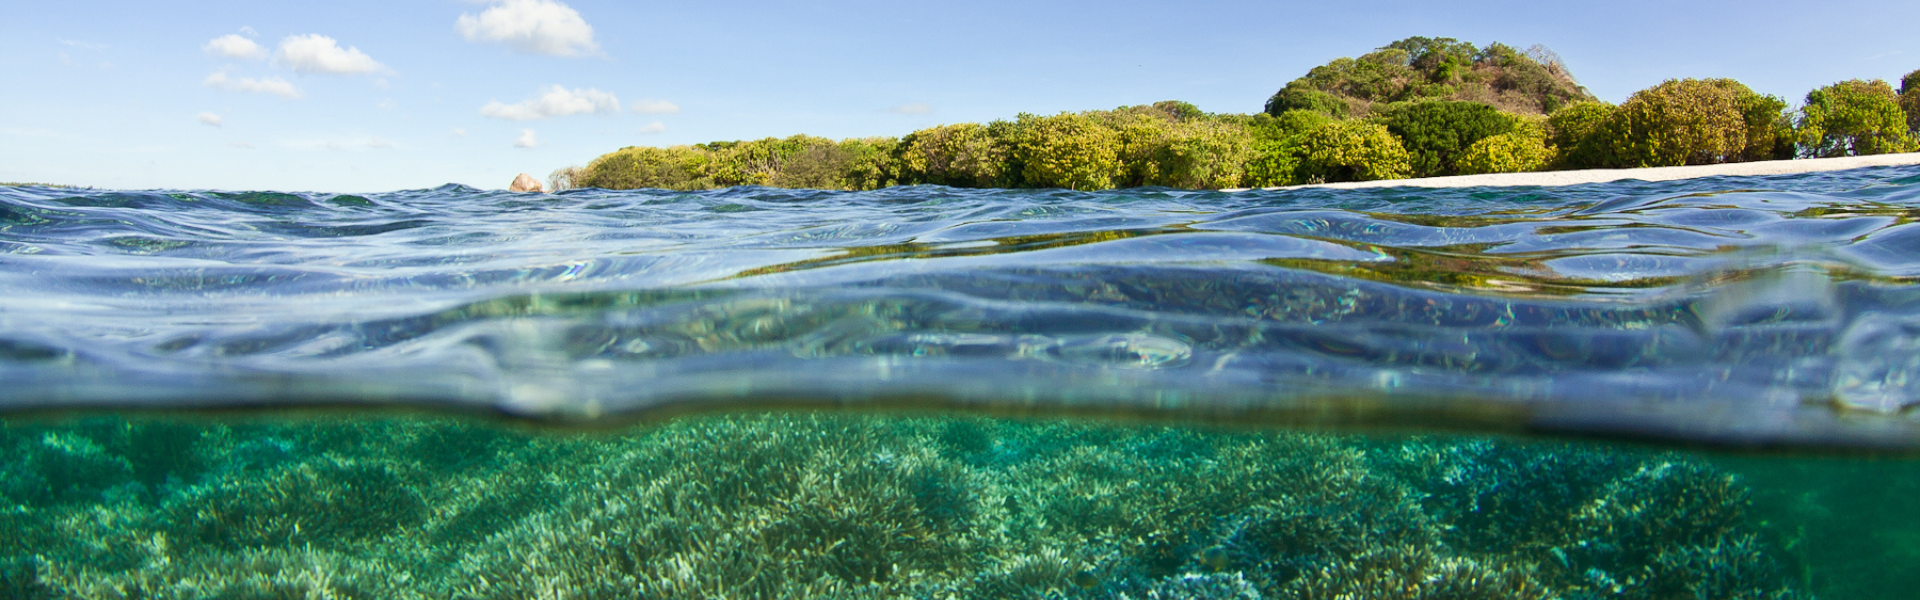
[{"xmin": 1230, "ymin": 152, "xmax": 1920, "ymax": 191}]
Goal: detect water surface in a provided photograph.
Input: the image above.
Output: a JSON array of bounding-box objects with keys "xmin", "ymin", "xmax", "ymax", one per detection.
[
  {"xmin": 5, "ymin": 168, "xmax": 1920, "ymax": 445},
  {"xmin": 5, "ymin": 168, "xmax": 1920, "ymax": 598}
]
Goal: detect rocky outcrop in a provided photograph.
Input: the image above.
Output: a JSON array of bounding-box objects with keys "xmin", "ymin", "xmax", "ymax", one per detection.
[{"xmin": 509, "ymin": 173, "xmax": 544, "ymax": 193}]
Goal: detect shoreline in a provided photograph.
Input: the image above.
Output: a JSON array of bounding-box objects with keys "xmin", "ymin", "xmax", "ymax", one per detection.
[{"xmin": 1229, "ymin": 152, "xmax": 1920, "ymax": 191}]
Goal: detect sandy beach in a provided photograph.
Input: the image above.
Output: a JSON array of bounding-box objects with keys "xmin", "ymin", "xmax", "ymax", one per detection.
[{"xmin": 1235, "ymin": 152, "xmax": 1920, "ymax": 191}]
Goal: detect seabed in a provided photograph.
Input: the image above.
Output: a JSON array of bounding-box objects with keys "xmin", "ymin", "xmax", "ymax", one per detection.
[{"xmin": 3, "ymin": 410, "xmax": 1915, "ymax": 599}]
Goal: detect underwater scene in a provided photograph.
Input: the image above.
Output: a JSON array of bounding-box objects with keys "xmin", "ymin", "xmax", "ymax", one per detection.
[{"xmin": 4, "ymin": 167, "xmax": 1920, "ymax": 598}]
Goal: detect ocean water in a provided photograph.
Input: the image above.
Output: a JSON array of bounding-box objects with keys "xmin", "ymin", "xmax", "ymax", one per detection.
[{"xmin": 3, "ymin": 168, "xmax": 1920, "ymax": 598}]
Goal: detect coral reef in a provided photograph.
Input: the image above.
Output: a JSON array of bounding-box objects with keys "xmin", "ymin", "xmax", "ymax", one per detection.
[{"xmin": 0, "ymin": 412, "xmax": 1827, "ymax": 598}]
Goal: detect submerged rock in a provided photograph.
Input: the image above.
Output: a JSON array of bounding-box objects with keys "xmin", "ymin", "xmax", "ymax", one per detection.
[{"xmin": 508, "ymin": 173, "xmax": 543, "ymax": 193}]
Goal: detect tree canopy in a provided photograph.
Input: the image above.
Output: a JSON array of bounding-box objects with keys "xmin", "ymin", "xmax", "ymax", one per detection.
[{"xmin": 1264, "ymin": 37, "xmax": 1596, "ymax": 118}]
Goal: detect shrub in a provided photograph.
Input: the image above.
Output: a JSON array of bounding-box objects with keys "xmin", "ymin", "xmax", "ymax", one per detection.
[
  {"xmin": 1546, "ymin": 101, "xmax": 1620, "ymax": 168},
  {"xmin": 1117, "ymin": 116, "xmax": 1257, "ymax": 188},
  {"xmin": 835, "ymin": 137, "xmax": 900, "ymax": 190},
  {"xmin": 1265, "ymin": 37, "xmax": 1595, "ymax": 118},
  {"xmin": 703, "ymin": 135, "xmax": 838, "ymax": 187},
  {"xmin": 1243, "ymin": 110, "xmax": 1336, "ymax": 187},
  {"xmin": 1376, "ymin": 100, "xmax": 1518, "ymax": 177},
  {"xmin": 1294, "ymin": 120, "xmax": 1413, "ymax": 183},
  {"xmin": 1457, "ymin": 116, "xmax": 1552, "ymax": 174},
  {"xmin": 1901, "ymin": 70, "xmax": 1920, "ymax": 135},
  {"xmin": 1265, "ymin": 83, "xmax": 1352, "ymax": 117},
  {"xmin": 1797, "ymin": 79, "xmax": 1919, "ymax": 158},
  {"xmin": 769, "ymin": 144, "xmax": 857, "ymax": 190},
  {"xmin": 896, "ymin": 123, "xmax": 1011, "ymax": 188},
  {"xmin": 546, "ymin": 166, "xmax": 583, "ymax": 192},
  {"xmin": 1737, "ymin": 91, "xmax": 1795, "ymax": 162},
  {"xmin": 1610, "ymin": 78, "xmax": 1780, "ymax": 167},
  {"xmin": 1005, "ymin": 112, "xmax": 1124, "ymax": 190},
  {"xmin": 577, "ymin": 145, "xmax": 714, "ymax": 190}
]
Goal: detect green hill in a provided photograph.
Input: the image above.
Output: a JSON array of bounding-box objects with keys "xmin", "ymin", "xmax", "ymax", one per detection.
[{"xmin": 1265, "ymin": 37, "xmax": 1596, "ymax": 118}]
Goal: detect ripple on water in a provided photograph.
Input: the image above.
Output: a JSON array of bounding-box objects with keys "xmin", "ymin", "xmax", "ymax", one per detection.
[{"xmin": 3, "ymin": 166, "xmax": 1920, "ymax": 446}]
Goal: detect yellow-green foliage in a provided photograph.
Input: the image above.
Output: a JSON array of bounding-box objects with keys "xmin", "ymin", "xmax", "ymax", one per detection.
[
  {"xmin": 1006, "ymin": 112, "xmax": 1124, "ymax": 191},
  {"xmin": 558, "ymin": 53, "xmax": 1910, "ymax": 193},
  {"xmin": 577, "ymin": 145, "xmax": 715, "ymax": 190},
  {"xmin": 1265, "ymin": 37, "xmax": 1595, "ymax": 118},
  {"xmin": 1294, "ymin": 120, "xmax": 1413, "ymax": 183},
  {"xmin": 1609, "ymin": 79, "xmax": 1788, "ymax": 167},
  {"xmin": 1458, "ymin": 116, "xmax": 1552, "ymax": 174},
  {"xmin": 1243, "ymin": 110, "xmax": 1336, "ymax": 187},
  {"xmin": 1546, "ymin": 100, "xmax": 1618, "ymax": 168},
  {"xmin": 1115, "ymin": 115, "xmax": 1256, "ymax": 189},
  {"xmin": 703, "ymin": 135, "xmax": 839, "ymax": 187},
  {"xmin": 897, "ymin": 123, "xmax": 1010, "ymax": 188},
  {"xmin": 1901, "ymin": 69, "xmax": 1920, "ymax": 134},
  {"xmin": 577, "ymin": 136, "xmax": 898, "ymax": 191},
  {"xmin": 833, "ymin": 137, "xmax": 902, "ymax": 191},
  {"xmin": 1796, "ymin": 79, "xmax": 1919, "ymax": 158}
]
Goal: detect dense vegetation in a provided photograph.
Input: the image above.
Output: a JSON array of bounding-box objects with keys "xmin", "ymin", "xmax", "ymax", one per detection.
[
  {"xmin": 4, "ymin": 412, "xmax": 1864, "ymax": 599},
  {"xmin": 561, "ymin": 38, "xmax": 1920, "ymax": 192}
]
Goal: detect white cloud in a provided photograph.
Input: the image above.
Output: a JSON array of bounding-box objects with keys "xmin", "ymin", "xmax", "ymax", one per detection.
[
  {"xmin": 204, "ymin": 72, "xmax": 303, "ymax": 99},
  {"xmin": 450, "ymin": 128, "xmax": 468, "ymax": 137},
  {"xmin": 457, "ymin": 0, "xmax": 600, "ymax": 57},
  {"xmin": 365, "ymin": 137, "xmax": 395, "ymax": 149},
  {"xmin": 61, "ymin": 39, "xmax": 107, "ymax": 51},
  {"xmin": 203, "ymin": 34, "xmax": 265, "ymax": 59},
  {"xmin": 514, "ymin": 129, "xmax": 539, "ymax": 148},
  {"xmin": 229, "ymin": 141, "xmax": 255, "ymax": 149},
  {"xmin": 196, "ymin": 112, "xmax": 224, "ymax": 127},
  {"xmin": 479, "ymin": 85, "xmax": 619, "ymax": 120},
  {"xmin": 888, "ymin": 103, "xmax": 932, "ymax": 115},
  {"xmin": 276, "ymin": 34, "xmax": 387, "ymax": 75},
  {"xmin": 637, "ymin": 121, "xmax": 666, "ymax": 134},
  {"xmin": 631, "ymin": 99, "xmax": 680, "ymax": 114},
  {"xmin": 239, "ymin": 26, "xmax": 259, "ymax": 37}
]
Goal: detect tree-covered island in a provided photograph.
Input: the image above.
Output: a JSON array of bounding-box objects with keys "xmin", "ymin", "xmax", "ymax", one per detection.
[{"xmin": 557, "ymin": 37, "xmax": 1920, "ymax": 192}]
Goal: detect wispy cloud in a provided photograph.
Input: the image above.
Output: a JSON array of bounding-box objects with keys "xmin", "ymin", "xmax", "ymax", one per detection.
[
  {"xmin": 60, "ymin": 39, "xmax": 107, "ymax": 51},
  {"xmin": 277, "ymin": 34, "xmax": 388, "ymax": 75},
  {"xmin": 204, "ymin": 71, "xmax": 303, "ymax": 99},
  {"xmin": 203, "ymin": 34, "xmax": 265, "ymax": 60},
  {"xmin": 450, "ymin": 128, "xmax": 468, "ymax": 137},
  {"xmin": 457, "ymin": 0, "xmax": 600, "ymax": 57},
  {"xmin": 514, "ymin": 129, "xmax": 540, "ymax": 148},
  {"xmin": 229, "ymin": 141, "xmax": 255, "ymax": 149},
  {"xmin": 196, "ymin": 112, "xmax": 224, "ymax": 127},
  {"xmin": 280, "ymin": 136, "xmax": 398, "ymax": 151},
  {"xmin": 887, "ymin": 103, "xmax": 932, "ymax": 115},
  {"xmin": 631, "ymin": 99, "xmax": 680, "ymax": 114},
  {"xmin": 638, "ymin": 121, "xmax": 667, "ymax": 134},
  {"xmin": 480, "ymin": 85, "xmax": 620, "ymax": 120}
]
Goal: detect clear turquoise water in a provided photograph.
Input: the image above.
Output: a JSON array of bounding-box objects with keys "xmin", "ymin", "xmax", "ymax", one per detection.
[{"xmin": 3, "ymin": 168, "xmax": 1920, "ymax": 597}]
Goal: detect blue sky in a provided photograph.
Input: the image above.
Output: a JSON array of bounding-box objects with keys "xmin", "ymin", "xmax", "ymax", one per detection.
[{"xmin": 3, "ymin": 0, "xmax": 1917, "ymax": 192}]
